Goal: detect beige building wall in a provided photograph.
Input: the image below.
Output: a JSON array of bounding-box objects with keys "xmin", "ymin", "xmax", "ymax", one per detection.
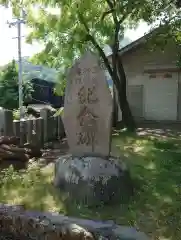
[{"xmin": 107, "ymin": 40, "xmax": 180, "ymax": 121}]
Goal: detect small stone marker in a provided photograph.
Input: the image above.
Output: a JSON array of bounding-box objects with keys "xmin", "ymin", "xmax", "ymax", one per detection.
[{"xmin": 63, "ymin": 51, "xmax": 113, "ymax": 157}]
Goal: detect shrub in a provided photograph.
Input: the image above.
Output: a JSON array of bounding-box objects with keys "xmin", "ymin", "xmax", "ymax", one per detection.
[{"xmin": 0, "ymin": 60, "xmax": 33, "ymax": 110}]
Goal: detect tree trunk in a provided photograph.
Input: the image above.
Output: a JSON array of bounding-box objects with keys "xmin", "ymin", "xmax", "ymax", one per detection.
[
  {"xmin": 118, "ymin": 88, "xmax": 136, "ymax": 132},
  {"xmin": 114, "ymin": 56, "xmax": 136, "ymax": 132},
  {"xmin": 84, "ymin": 29, "xmax": 136, "ymax": 131},
  {"xmin": 112, "ymin": 85, "xmax": 118, "ymax": 127}
]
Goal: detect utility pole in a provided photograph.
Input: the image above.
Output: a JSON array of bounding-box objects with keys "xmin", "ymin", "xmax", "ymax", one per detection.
[
  {"xmin": 7, "ymin": 11, "xmax": 26, "ymax": 145},
  {"xmin": 7, "ymin": 15, "xmax": 26, "ymax": 120}
]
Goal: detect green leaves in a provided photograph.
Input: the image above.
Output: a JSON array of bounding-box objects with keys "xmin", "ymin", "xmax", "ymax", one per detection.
[
  {"xmin": 0, "ymin": 60, "xmax": 33, "ymax": 110},
  {"xmin": 1, "ymin": 0, "xmax": 180, "ymax": 96}
]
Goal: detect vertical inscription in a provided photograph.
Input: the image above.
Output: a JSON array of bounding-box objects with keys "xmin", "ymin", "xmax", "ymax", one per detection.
[
  {"xmin": 67, "ymin": 65, "xmax": 99, "ymax": 105},
  {"xmin": 77, "ymin": 106, "xmax": 98, "ymax": 152},
  {"xmin": 76, "ymin": 83, "xmax": 99, "ymax": 152},
  {"xmin": 66, "ymin": 65, "xmax": 82, "ymax": 104},
  {"xmin": 77, "ymin": 85, "xmax": 98, "ymax": 104},
  {"xmin": 64, "ymin": 51, "xmax": 113, "ymax": 157},
  {"xmin": 78, "ymin": 86, "xmax": 86, "ymax": 104},
  {"xmin": 87, "ymin": 86, "xmax": 98, "ymax": 103}
]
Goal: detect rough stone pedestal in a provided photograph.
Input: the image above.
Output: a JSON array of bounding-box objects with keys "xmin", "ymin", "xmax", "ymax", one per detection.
[{"xmin": 54, "ymin": 155, "xmax": 133, "ymax": 206}]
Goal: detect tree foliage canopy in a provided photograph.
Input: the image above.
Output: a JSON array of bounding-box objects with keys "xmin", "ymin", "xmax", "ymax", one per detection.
[
  {"xmin": 1, "ymin": 0, "xmax": 180, "ymax": 70},
  {"xmin": 0, "ymin": 60, "xmax": 33, "ymax": 110},
  {"xmin": 0, "ymin": 0, "xmax": 180, "ymax": 130}
]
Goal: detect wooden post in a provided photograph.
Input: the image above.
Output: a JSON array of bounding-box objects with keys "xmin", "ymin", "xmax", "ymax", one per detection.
[
  {"xmin": 33, "ymin": 117, "xmax": 44, "ymax": 147},
  {"xmin": 0, "ymin": 109, "xmax": 13, "ymax": 136},
  {"xmin": 40, "ymin": 109, "xmax": 52, "ymax": 143},
  {"xmin": 13, "ymin": 120, "xmax": 20, "ymax": 138},
  {"xmin": 26, "ymin": 119, "xmax": 34, "ymax": 144},
  {"xmin": 20, "ymin": 119, "xmax": 26, "ymax": 145}
]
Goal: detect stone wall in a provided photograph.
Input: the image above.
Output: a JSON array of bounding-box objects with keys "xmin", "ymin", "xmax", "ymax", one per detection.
[{"xmin": 0, "ymin": 203, "xmax": 149, "ymax": 240}]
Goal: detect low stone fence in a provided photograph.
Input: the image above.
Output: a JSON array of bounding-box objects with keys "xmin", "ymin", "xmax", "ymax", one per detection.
[
  {"xmin": 0, "ymin": 203, "xmax": 149, "ymax": 240},
  {"xmin": 0, "ymin": 109, "xmax": 65, "ymax": 146}
]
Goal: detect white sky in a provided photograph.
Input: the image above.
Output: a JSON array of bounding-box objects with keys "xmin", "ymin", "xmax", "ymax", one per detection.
[{"xmin": 0, "ymin": 6, "xmax": 150, "ymax": 66}]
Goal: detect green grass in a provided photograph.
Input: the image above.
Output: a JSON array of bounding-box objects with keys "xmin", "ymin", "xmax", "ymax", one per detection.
[{"xmin": 0, "ymin": 129, "xmax": 181, "ymax": 240}]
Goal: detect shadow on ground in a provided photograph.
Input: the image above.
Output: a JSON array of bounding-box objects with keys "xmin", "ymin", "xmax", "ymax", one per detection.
[
  {"xmin": 0, "ymin": 127, "xmax": 181, "ymax": 240},
  {"xmin": 60, "ymin": 127, "xmax": 181, "ymax": 240}
]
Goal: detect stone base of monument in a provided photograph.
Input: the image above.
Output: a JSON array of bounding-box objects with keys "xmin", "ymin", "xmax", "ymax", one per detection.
[
  {"xmin": 0, "ymin": 203, "xmax": 149, "ymax": 240},
  {"xmin": 54, "ymin": 154, "xmax": 133, "ymax": 206}
]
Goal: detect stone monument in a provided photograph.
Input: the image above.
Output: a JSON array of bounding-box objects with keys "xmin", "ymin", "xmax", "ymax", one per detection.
[
  {"xmin": 54, "ymin": 52, "xmax": 133, "ymax": 206},
  {"xmin": 63, "ymin": 51, "xmax": 112, "ymax": 157}
]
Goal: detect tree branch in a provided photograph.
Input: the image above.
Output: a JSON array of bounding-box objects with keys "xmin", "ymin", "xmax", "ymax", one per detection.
[
  {"xmin": 87, "ymin": 34, "xmax": 114, "ymax": 78},
  {"xmin": 77, "ymin": 9, "xmax": 114, "ymax": 79},
  {"xmin": 101, "ymin": 9, "xmax": 114, "ymax": 21},
  {"xmin": 77, "ymin": 10, "xmax": 89, "ymax": 33},
  {"xmin": 104, "ymin": 0, "xmax": 120, "ymax": 85},
  {"xmin": 118, "ymin": 13, "xmax": 127, "ymax": 25},
  {"xmin": 105, "ymin": 0, "xmax": 118, "ymax": 24}
]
